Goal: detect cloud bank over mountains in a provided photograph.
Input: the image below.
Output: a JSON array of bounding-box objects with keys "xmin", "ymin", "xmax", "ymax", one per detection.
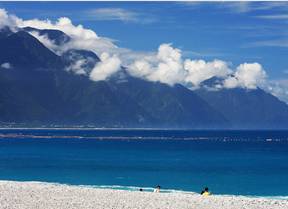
[{"xmin": 0, "ymin": 8, "xmax": 287, "ymax": 102}]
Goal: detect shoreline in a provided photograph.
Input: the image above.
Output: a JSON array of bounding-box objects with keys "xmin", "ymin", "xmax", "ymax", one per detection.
[
  {"xmin": 2, "ymin": 180, "xmax": 288, "ymax": 199},
  {"xmin": 18, "ymin": 181, "xmax": 287, "ymax": 199},
  {"xmin": 0, "ymin": 181, "xmax": 287, "ymax": 209}
]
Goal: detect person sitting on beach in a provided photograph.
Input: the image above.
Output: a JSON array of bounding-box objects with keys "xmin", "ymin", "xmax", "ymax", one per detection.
[
  {"xmin": 153, "ymin": 185, "xmax": 161, "ymax": 193},
  {"xmin": 201, "ymin": 187, "xmax": 210, "ymax": 196}
]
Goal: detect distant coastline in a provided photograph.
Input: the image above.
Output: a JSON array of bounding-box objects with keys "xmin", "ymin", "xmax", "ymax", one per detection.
[
  {"xmin": 1, "ymin": 129, "xmax": 288, "ymax": 142},
  {"xmin": 1, "ymin": 127, "xmax": 288, "ymax": 131}
]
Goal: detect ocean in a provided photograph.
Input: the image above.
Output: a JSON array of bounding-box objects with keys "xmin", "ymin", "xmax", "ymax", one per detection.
[{"xmin": 0, "ymin": 129, "xmax": 288, "ymax": 197}]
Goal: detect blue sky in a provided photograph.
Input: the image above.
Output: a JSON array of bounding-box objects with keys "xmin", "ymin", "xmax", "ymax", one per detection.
[{"xmin": 1, "ymin": 1, "xmax": 288, "ymax": 80}]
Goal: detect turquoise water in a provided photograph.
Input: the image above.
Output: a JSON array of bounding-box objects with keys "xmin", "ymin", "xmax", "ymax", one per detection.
[{"xmin": 0, "ymin": 129, "xmax": 288, "ymax": 197}]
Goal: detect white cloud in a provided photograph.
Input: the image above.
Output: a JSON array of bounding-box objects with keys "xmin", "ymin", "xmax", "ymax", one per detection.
[
  {"xmin": 218, "ymin": 2, "xmax": 288, "ymax": 14},
  {"xmin": 245, "ymin": 39, "xmax": 288, "ymax": 48},
  {"xmin": 184, "ymin": 59, "xmax": 231, "ymax": 87},
  {"xmin": 223, "ymin": 2, "xmax": 252, "ymax": 13},
  {"xmin": 223, "ymin": 76, "xmax": 238, "ymax": 89},
  {"xmin": 264, "ymin": 79, "xmax": 288, "ymax": 104},
  {"xmin": 2, "ymin": 7, "xmax": 286, "ymax": 101},
  {"xmin": 18, "ymin": 17, "xmax": 98, "ymax": 40},
  {"xmin": 256, "ymin": 14, "xmax": 288, "ymax": 20},
  {"xmin": 89, "ymin": 52, "xmax": 121, "ymax": 81},
  {"xmin": 0, "ymin": 8, "xmax": 9, "ymax": 28},
  {"xmin": 224, "ymin": 63, "xmax": 266, "ymax": 89},
  {"xmin": 17, "ymin": 14, "xmax": 147, "ymax": 68},
  {"xmin": 1, "ymin": 8, "xmax": 142, "ymax": 79},
  {"xmin": 63, "ymin": 50, "xmax": 97, "ymax": 76},
  {"xmin": 0, "ymin": 9, "xmax": 245, "ymax": 89},
  {"xmin": 29, "ymin": 31, "xmax": 60, "ymax": 54},
  {"xmin": 65, "ymin": 59, "xmax": 88, "ymax": 75},
  {"xmin": 148, "ymin": 44, "xmax": 186, "ymax": 85},
  {"xmin": 128, "ymin": 44, "xmax": 186, "ymax": 86},
  {"xmin": 15, "ymin": 15, "xmax": 119, "ymax": 56},
  {"xmin": 128, "ymin": 44, "xmax": 232, "ymax": 88},
  {"xmin": 0, "ymin": 8, "xmax": 18, "ymax": 30},
  {"xmin": 85, "ymin": 8, "xmax": 156, "ymax": 24},
  {"xmin": 0, "ymin": 62, "xmax": 12, "ymax": 69},
  {"xmin": 128, "ymin": 58, "xmax": 154, "ymax": 78},
  {"xmin": 86, "ymin": 8, "xmax": 138, "ymax": 22}
]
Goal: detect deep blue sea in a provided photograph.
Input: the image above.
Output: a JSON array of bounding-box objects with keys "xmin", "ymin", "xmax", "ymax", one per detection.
[{"xmin": 0, "ymin": 129, "xmax": 288, "ymax": 197}]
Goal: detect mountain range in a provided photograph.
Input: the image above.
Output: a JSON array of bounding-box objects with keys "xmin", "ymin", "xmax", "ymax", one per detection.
[{"xmin": 1, "ymin": 26, "xmax": 288, "ymax": 129}]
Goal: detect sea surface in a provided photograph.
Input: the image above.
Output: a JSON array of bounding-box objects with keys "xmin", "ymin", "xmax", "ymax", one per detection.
[{"xmin": 0, "ymin": 129, "xmax": 288, "ymax": 197}]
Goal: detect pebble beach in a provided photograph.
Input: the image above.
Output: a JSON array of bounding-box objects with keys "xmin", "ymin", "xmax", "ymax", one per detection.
[{"xmin": 0, "ymin": 181, "xmax": 287, "ymax": 209}]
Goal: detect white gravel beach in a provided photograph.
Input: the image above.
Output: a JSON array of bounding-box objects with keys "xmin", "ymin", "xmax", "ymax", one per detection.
[{"xmin": 0, "ymin": 181, "xmax": 287, "ymax": 209}]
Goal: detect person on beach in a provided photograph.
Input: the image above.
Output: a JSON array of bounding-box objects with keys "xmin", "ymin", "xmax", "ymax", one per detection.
[
  {"xmin": 154, "ymin": 185, "xmax": 161, "ymax": 193},
  {"xmin": 201, "ymin": 187, "xmax": 210, "ymax": 196}
]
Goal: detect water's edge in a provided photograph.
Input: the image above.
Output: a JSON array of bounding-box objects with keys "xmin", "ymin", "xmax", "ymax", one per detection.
[{"xmin": 1, "ymin": 180, "xmax": 287, "ymax": 201}]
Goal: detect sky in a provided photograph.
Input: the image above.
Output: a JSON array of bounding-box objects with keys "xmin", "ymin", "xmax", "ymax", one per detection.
[{"xmin": 1, "ymin": 1, "xmax": 288, "ymax": 101}]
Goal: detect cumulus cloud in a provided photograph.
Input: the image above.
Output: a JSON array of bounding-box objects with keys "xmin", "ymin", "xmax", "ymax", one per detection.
[
  {"xmin": 4, "ymin": 12, "xmax": 117, "ymax": 58},
  {"xmin": 18, "ymin": 17, "xmax": 117, "ymax": 56},
  {"xmin": 127, "ymin": 44, "xmax": 269, "ymax": 92},
  {"xmin": 128, "ymin": 44, "xmax": 233, "ymax": 88},
  {"xmin": 0, "ymin": 8, "xmax": 18, "ymax": 30},
  {"xmin": 0, "ymin": 62, "xmax": 12, "ymax": 69},
  {"xmin": 89, "ymin": 53, "xmax": 121, "ymax": 81},
  {"xmin": 148, "ymin": 44, "xmax": 186, "ymax": 85},
  {"xmin": 0, "ymin": 8, "xmax": 269, "ymax": 89},
  {"xmin": 18, "ymin": 17, "xmax": 97, "ymax": 40},
  {"xmin": 18, "ymin": 14, "xmax": 144, "ymax": 71},
  {"xmin": 0, "ymin": 9, "xmax": 239, "ymax": 88},
  {"xmin": 128, "ymin": 44, "xmax": 187, "ymax": 86},
  {"xmin": 2, "ymin": 7, "xmax": 286, "ymax": 100},
  {"xmin": 184, "ymin": 59, "xmax": 231, "ymax": 87},
  {"xmin": 224, "ymin": 63, "xmax": 266, "ymax": 89},
  {"xmin": 128, "ymin": 58, "xmax": 154, "ymax": 78}
]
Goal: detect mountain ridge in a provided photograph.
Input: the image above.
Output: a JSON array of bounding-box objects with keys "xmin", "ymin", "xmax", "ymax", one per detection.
[{"xmin": 0, "ymin": 26, "xmax": 288, "ymax": 129}]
